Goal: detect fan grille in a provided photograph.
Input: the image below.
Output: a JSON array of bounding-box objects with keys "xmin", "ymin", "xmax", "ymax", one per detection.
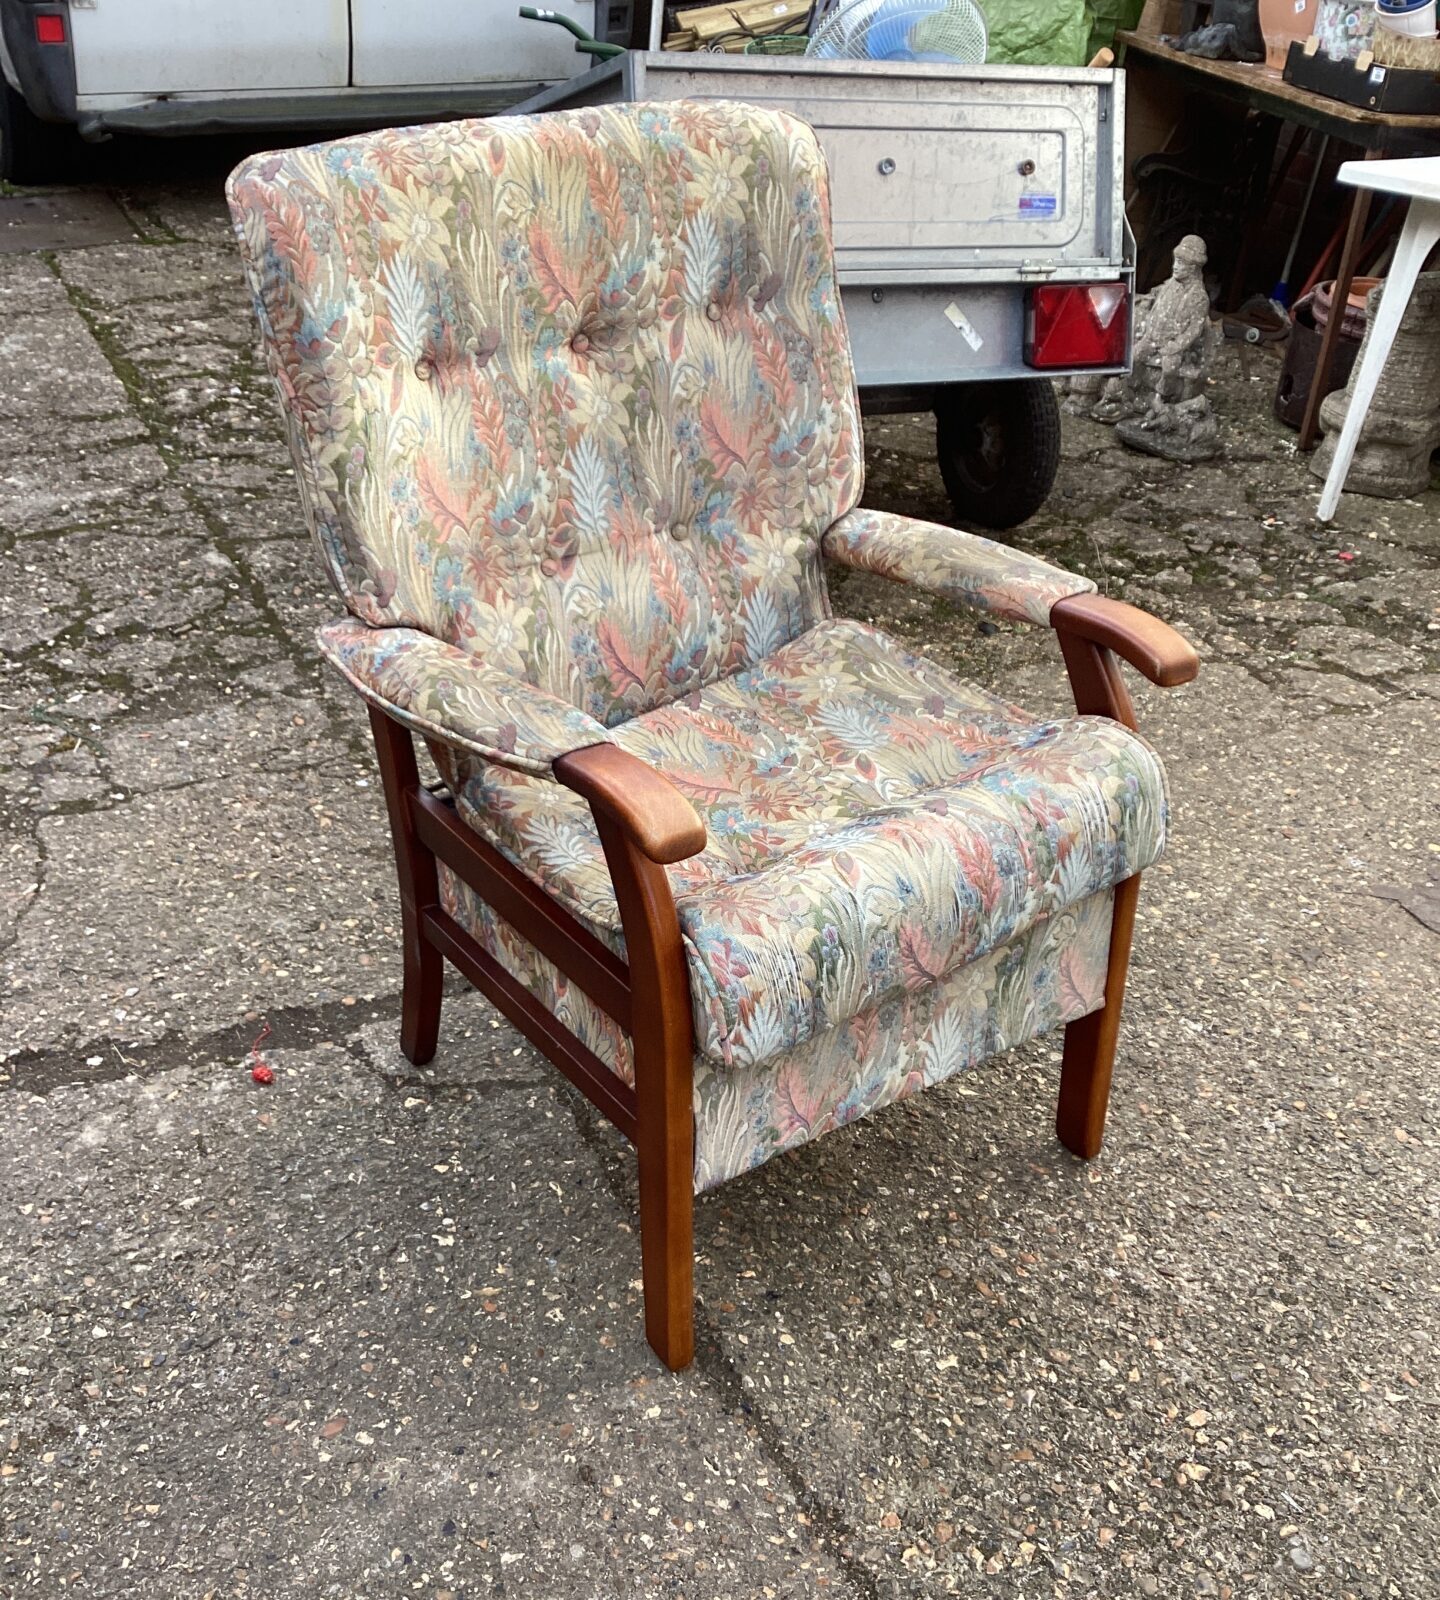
[{"xmin": 807, "ymin": 0, "xmax": 988, "ymax": 64}]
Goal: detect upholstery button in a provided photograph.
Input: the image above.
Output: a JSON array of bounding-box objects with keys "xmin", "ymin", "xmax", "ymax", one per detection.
[
  {"xmin": 670, "ymin": 522, "xmax": 690, "ymax": 542},
  {"xmin": 705, "ymin": 302, "xmax": 722, "ymax": 322},
  {"xmin": 414, "ymin": 357, "xmax": 434, "ymax": 381},
  {"xmin": 572, "ymin": 332, "xmax": 590, "ymax": 354}
]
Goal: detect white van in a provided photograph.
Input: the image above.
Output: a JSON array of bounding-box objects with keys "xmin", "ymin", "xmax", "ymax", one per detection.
[{"xmin": 0, "ymin": 1, "xmax": 638, "ymax": 183}]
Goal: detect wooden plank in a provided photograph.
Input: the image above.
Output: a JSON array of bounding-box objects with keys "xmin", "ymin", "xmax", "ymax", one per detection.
[
  {"xmin": 1057, "ymin": 875, "xmax": 1141, "ymax": 1159},
  {"xmin": 590, "ymin": 805, "xmax": 697, "ymax": 1372},
  {"xmin": 1122, "ymin": 41, "xmax": 1187, "ymax": 204},
  {"xmin": 675, "ymin": 0, "xmax": 810, "ymax": 41}
]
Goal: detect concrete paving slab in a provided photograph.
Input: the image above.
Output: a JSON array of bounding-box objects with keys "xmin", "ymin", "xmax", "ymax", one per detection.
[
  {"xmin": 3, "ymin": 768, "xmax": 395, "ymax": 1065},
  {"xmin": 117, "ymin": 182, "xmax": 240, "ymax": 248},
  {"xmin": 54, "ymin": 238, "xmax": 250, "ymax": 312},
  {"xmin": 0, "ymin": 438, "xmax": 172, "ymax": 537},
  {"xmin": 0, "ymin": 190, "xmax": 137, "ymax": 255},
  {"xmin": 0, "ymin": 270, "xmax": 132, "ymax": 423},
  {"xmin": 105, "ymin": 697, "xmax": 336, "ymax": 795},
  {"xmin": 692, "ymin": 665, "xmax": 1440, "ymax": 1599},
  {"xmin": 0, "ymin": 531, "xmax": 267, "ymax": 672}
]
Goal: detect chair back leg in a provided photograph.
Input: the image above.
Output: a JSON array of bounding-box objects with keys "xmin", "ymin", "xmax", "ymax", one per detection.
[
  {"xmin": 1056, "ymin": 871, "xmax": 1140, "ymax": 1159},
  {"xmin": 592, "ymin": 813, "xmax": 696, "ymax": 1371},
  {"xmin": 368, "ymin": 705, "xmax": 445, "ymax": 1066}
]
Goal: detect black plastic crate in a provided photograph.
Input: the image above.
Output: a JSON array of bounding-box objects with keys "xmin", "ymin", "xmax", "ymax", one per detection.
[{"xmin": 1283, "ymin": 38, "xmax": 1440, "ymax": 114}]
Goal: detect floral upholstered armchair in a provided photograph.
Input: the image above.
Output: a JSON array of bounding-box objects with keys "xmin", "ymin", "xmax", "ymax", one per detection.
[{"xmin": 228, "ymin": 101, "xmax": 1197, "ymax": 1370}]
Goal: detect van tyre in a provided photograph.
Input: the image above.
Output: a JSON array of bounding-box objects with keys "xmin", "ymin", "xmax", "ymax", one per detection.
[
  {"xmin": 934, "ymin": 378, "xmax": 1061, "ymax": 532},
  {"xmin": 1, "ymin": 80, "xmax": 74, "ymax": 186}
]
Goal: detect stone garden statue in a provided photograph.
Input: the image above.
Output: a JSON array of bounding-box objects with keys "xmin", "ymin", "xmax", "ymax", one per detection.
[{"xmin": 1070, "ymin": 234, "xmax": 1222, "ymax": 462}]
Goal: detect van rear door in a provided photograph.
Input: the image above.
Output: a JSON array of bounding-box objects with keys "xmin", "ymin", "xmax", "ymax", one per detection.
[{"xmin": 68, "ymin": 0, "xmax": 349, "ymax": 96}]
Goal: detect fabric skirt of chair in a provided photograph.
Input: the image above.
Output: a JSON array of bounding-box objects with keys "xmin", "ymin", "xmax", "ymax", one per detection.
[{"xmin": 436, "ymin": 868, "xmax": 1114, "ymax": 1194}]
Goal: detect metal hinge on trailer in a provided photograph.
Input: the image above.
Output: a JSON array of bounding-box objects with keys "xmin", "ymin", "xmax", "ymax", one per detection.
[{"xmin": 1018, "ymin": 260, "xmax": 1059, "ymax": 281}]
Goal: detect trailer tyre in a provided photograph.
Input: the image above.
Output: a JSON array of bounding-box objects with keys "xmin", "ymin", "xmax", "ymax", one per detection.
[
  {"xmin": 934, "ymin": 379, "xmax": 1061, "ymax": 532},
  {"xmin": 0, "ymin": 80, "xmax": 74, "ymax": 186}
]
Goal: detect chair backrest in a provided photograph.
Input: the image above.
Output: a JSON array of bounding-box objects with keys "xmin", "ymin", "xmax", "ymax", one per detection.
[{"xmin": 228, "ymin": 101, "xmax": 863, "ymax": 727}]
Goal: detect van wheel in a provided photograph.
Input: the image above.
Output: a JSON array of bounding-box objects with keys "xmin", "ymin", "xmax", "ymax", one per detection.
[
  {"xmin": 1, "ymin": 80, "xmax": 74, "ymax": 186},
  {"xmin": 934, "ymin": 379, "xmax": 1062, "ymax": 532}
]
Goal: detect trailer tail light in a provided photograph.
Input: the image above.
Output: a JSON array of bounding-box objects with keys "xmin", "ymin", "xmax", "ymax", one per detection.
[
  {"xmin": 35, "ymin": 14, "xmax": 68, "ymax": 45},
  {"xmin": 1026, "ymin": 282, "xmax": 1128, "ymax": 369}
]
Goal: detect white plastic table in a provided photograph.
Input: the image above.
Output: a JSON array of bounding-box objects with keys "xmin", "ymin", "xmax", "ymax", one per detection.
[{"xmin": 1317, "ymin": 156, "xmax": 1440, "ymax": 522}]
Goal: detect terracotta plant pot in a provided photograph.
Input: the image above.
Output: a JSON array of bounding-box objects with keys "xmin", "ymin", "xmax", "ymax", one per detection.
[
  {"xmin": 1313, "ymin": 275, "xmax": 1379, "ymax": 342},
  {"xmin": 1260, "ymin": 0, "xmax": 1319, "ymax": 64}
]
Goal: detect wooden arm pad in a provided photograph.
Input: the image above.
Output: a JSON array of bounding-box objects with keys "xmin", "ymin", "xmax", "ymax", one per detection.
[
  {"xmin": 1049, "ymin": 593, "xmax": 1199, "ymax": 688},
  {"xmin": 553, "ymin": 743, "xmax": 707, "ymax": 865}
]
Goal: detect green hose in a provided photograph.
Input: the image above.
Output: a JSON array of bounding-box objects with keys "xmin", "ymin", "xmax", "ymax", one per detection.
[{"xmin": 518, "ymin": 6, "xmax": 626, "ymax": 59}]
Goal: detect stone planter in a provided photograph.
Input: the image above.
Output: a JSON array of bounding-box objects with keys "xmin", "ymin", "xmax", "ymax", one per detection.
[{"xmin": 1311, "ymin": 271, "xmax": 1440, "ymax": 500}]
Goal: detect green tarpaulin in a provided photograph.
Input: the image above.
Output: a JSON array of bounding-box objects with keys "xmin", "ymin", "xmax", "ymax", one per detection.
[
  {"xmin": 981, "ymin": 0, "xmax": 1143, "ymax": 66},
  {"xmin": 1086, "ymin": 0, "xmax": 1144, "ymax": 57}
]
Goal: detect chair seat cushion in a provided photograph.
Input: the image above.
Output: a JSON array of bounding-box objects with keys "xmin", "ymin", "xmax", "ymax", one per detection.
[{"xmin": 453, "ymin": 619, "xmax": 1169, "ymax": 1070}]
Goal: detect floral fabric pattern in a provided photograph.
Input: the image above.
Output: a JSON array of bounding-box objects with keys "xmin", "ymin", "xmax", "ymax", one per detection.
[
  {"xmin": 450, "ymin": 618, "xmax": 1168, "ymax": 1070},
  {"xmin": 823, "ymin": 508, "xmax": 1096, "ymax": 627},
  {"xmin": 227, "ymin": 102, "xmax": 863, "ymax": 729},
  {"xmin": 438, "ymin": 863, "xmax": 1113, "ymax": 1193},
  {"xmin": 318, "ymin": 617, "xmax": 608, "ymax": 774},
  {"xmin": 693, "ymin": 888, "xmax": 1112, "ymax": 1190}
]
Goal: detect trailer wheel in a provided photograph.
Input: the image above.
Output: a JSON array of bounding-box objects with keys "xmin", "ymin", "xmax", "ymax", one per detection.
[
  {"xmin": 934, "ymin": 379, "xmax": 1061, "ymax": 532},
  {"xmin": 1, "ymin": 80, "xmax": 74, "ymax": 186}
]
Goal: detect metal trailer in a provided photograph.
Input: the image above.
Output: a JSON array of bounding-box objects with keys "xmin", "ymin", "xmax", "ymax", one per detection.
[{"xmin": 515, "ymin": 48, "xmax": 1133, "ymax": 529}]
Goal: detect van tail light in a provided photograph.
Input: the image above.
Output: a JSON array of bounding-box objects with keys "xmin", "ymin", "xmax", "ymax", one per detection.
[
  {"xmin": 1026, "ymin": 282, "xmax": 1129, "ymax": 369},
  {"xmin": 36, "ymin": 14, "xmax": 68, "ymax": 45}
]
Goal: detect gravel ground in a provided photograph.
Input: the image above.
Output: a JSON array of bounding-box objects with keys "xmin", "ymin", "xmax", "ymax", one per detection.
[{"xmin": 2, "ymin": 145, "xmax": 1438, "ymax": 1599}]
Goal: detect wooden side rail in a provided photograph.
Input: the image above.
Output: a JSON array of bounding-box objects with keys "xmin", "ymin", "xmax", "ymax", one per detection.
[
  {"xmin": 419, "ymin": 903, "xmax": 638, "ymax": 1140},
  {"xmin": 554, "ymin": 742, "xmax": 707, "ymax": 863},
  {"xmin": 370, "ymin": 704, "xmax": 445, "ymax": 1066},
  {"xmin": 408, "ymin": 783, "xmax": 633, "ymax": 1030}
]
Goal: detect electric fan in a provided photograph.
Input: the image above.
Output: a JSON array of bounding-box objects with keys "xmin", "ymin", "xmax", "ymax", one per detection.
[{"xmin": 806, "ymin": 0, "xmax": 988, "ymax": 64}]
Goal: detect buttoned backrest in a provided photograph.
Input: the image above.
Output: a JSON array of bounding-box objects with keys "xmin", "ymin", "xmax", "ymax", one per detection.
[{"xmin": 228, "ymin": 101, "xmax": 863, "ymax": 726}]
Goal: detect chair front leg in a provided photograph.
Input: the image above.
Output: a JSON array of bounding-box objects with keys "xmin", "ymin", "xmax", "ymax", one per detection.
[
  {"xmin": 1057, "ymin": 873, "xmax": 1140, "ymax": 1159},
  {"xmin": 554, "ymin": 743, "xmax": 704, "ymax": 1371},
  {"xmin": 1054, "ymin": 629, "xmax": 1143, "ymax": 1159},
  {"xmin": 590, "ymin": 812, "xmax": 696, "ymax": 1371},
  {"xmin": 368, "ymin": 704, "xmax": 445, "ymax": 1066}
]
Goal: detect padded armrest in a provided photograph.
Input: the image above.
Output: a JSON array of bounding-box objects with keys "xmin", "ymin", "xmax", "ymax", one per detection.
[
  {"xmin": 822, "ymin": 507, "xmax": 1095, "ymax": 627},
  {"xmin": 318, "ymin": 618, "xmax": 611, "ymax": 776}
]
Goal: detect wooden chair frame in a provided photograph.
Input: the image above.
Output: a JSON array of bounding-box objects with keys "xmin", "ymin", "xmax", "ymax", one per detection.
[{"xmin": 369, "ymin": 591, "xmax": 1198, "ymax": 1371}]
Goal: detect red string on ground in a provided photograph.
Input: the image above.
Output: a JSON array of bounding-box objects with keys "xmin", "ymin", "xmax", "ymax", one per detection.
[{"xmin": 249, "ymin": 1022, "xmax": 275, "ymax": 1085}]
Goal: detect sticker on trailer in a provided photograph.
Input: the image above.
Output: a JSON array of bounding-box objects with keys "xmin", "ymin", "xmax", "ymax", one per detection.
[
  {"xmin": 943, "ymin": 302, "xmax": 984, "ymax": 353},
  {"xmin": 1019, "ymin": 193, "xmax": 1058, "ymax": 219}
]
